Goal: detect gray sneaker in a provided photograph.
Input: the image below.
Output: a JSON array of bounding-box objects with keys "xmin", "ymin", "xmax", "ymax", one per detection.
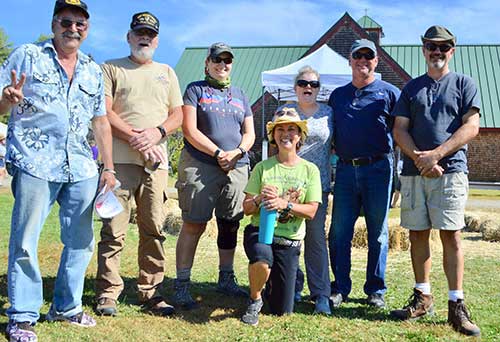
[
  {"xmin": 330, "ymin": 292, "xmax": 345, "ymax": 308},
  {"xmin": 6, "ymin": 321, "xmax": 37, "ymax": 342},
  {"xmin": 217, "ymin": 271, "xmax": 248, "ymax": 297},
  {"xmin": 46, "ymin": 307, "xmax": 96, "ymax": 327},
  {"xmin": 173, "ymin": 279, "xmax": 198, "ymax": 310},
  {"xmin": 366, "ymin": 293, "xmax": 386, "ymax": 309},
  {"xmin": 241, "ymin": 298, "xmax": 264, "ymax": 326}
]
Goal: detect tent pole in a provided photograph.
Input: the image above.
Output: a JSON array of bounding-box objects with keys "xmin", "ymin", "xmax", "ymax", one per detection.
[{"xmin": 261, "ymin": 86, "xmax": 267, "ymax": 161}]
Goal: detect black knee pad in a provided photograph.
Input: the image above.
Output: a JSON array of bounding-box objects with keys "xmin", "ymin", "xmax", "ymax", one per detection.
[{"xmin": 216, "ymin": 217, "xmax": 239, "ymax": 250}]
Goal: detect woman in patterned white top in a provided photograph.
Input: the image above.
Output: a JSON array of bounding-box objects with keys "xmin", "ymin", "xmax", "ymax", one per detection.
[{"xmin": 277, "ymin": 65, "xmax": 334, "ymax": 315}]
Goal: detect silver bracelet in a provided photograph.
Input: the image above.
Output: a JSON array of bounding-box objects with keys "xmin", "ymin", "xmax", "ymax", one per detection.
[{"xmin": 102, "ymin": 168, "xmax": 116, "ymax": 175}]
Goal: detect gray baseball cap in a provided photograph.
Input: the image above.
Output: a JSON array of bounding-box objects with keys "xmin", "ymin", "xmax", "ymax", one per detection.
[
  {"xmin": 421, "ymin": 25, "xmax": 456, "ymax": 46},
  {"xmin": 351, "ymin": 39, "xmax": 377, "ymax": 55},
  {"xmin": 207, "ymin": 42, "xmax": 234, "ymax": 58}
]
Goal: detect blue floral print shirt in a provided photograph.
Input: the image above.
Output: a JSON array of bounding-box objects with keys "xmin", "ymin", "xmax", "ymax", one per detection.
[{"xmin": 0, "ymin": 40, "xmax": 105, "ymax": 182}]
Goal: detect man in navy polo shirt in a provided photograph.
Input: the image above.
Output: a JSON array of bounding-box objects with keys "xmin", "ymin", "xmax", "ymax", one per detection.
[{"xmin": 328, "ymin": 39, "xmax": 400, "ymax": 309}]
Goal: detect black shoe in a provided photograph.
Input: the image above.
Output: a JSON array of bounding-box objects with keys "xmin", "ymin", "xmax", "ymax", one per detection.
[
  {"xmin": 95, "ymin": 297, "xmax": 117, "ymax": 316},
  {"xmin": 241, "ymin": 298, "xmax": 264, "ymax": 326},
  {"xmin": 142, "ymin": 296, "xmax": 175, "ymax": 317},
  {"xmin": 366, "ymin": 293, "xmax": 385, "ymax": 308},
  {"xmin": 330, "ymin": 293, "xmax": 345, "ymax": 308}
]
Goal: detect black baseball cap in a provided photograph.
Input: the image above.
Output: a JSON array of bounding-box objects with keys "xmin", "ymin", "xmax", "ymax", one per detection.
[
  {"xmin": 130, "ymin": 12, "xmax": 160, "ymax": 34},
  {"xmin": 53, "ymin": 0, "xmax": 89, "ymax": 19}
]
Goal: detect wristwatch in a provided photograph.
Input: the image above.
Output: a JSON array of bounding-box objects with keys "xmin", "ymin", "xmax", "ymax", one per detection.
[
  {"xmin": 237, "ymin": 146, "xmax": 247, "ymax": 157},
  {"xmin": 214, "ymin": 148, "xmax": 221, "ymax": 158},
  {"xmin": 156, "ymin": 125, "xmax": 166, "ymax": 139},
  {"xmin": 282, "ymin": 201, "xmax": 293, "ymax": 215}
]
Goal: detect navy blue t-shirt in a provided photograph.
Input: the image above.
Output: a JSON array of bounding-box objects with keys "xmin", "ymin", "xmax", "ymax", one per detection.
[
  {"xmin": 392, "ymin": 72, "xmax": 481, "ymax": 175},
  {"xmin": 183, "ymin": 80, "xmax": 253, "ymax": 166},
  {"xmin": 328, "ymin": 79, "xmax": 401, "ymax": 160}
]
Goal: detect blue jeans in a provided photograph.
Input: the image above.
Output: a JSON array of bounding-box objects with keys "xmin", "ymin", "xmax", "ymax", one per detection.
[
  {"xmin": 329, "ymin": 156, "xmax": 392, "ymax": 297},
  {"xmin": 7, "ymin": 167, "xmax": 98, "ymax": 323}
]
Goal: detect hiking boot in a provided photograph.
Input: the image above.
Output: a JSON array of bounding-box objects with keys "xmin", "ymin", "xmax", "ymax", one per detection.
[
  {"xmin": 95, "ymin": 297, "xmax": 117, "ymax": 316},
  {"xmin": 330, "ymin": 292, "xmax": 345, "ymax": 308},
  {"xmin": 367, "ymin": 293, "xmax": 386, "ymax": 309},
  {"xmin": 142, "ymin": 296, "xmax": 175, "ymax": 317},
  {"xmin": 314, "ymin": 295, "xmax": 331, "ymax": 315},
  {"xmin": 448, "ymin": 299, "xmax": 481, "ymax": 336},
  {"xmin": 46, "ymin": 307, "xmax": 96, "ymax": 327},
  {"xmin": 173, "ymin": 279, "xmax": 198, "ymax": 310},
  {"xmin": 390, "ymin": 288, "xmax": 434, "ymax": 321},
  {"xmin": 241, "ymin": 298, "xmax": 264, "ymax": 326},
  {"xmin": 6, "ymin": 321, "xmax": 37, "ymax": 342},
  {"xmin": 217, "ymin": 271, "xmax": 248, "ymax": 297}
]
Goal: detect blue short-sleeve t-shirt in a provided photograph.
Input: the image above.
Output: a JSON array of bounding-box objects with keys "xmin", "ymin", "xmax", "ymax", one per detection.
[
  {"xmin": 183, "ymin": 80, "xmax": 253, "ymax": 166},
  {"xmin": 392, "ymin": 72, "xmax": 481, "ymax": 175},
  {"xmin": 328, "ymin": 79, "xmax": 401, "ymax": 160}
]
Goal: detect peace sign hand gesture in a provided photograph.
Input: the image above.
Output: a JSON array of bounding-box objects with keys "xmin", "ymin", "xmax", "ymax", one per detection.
[{"xmin": 2, "ymin": 70, "xmax": 26, "ymax": 106}]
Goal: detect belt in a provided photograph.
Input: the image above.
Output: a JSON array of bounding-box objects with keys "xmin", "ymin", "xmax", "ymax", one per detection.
[
  {"xmin": 272, "ymin": 236, "xmax": 301, "ymax": 248},
  {"xmin": 340, "ymin": 154, "xmax": 387, "ymax": 167}
]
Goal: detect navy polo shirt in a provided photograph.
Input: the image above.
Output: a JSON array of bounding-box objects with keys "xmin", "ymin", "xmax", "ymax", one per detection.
[{"xmin": 328, "ymin": 79, "xmax": 401, "ymax": 160}]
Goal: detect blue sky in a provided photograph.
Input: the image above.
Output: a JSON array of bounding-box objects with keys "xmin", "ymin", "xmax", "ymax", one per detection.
[{"xmin": 1, "ymin": 0, "xmax": 499, "ymax": 67}]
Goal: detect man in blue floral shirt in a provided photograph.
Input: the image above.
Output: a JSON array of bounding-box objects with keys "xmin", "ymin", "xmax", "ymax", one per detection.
[{"xmin": 0, "ymin": 1, "xmax": 115, "ymax": 341}]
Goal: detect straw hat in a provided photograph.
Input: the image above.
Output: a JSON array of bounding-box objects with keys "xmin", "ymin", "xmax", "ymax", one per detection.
[{"xmin": 266, "ymin": 107, "xmax": 308, "ymax": 145}]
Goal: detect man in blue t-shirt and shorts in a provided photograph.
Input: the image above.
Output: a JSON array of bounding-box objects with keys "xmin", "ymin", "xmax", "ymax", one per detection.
[
  {"xmin": 391, "ymin": 26, "xmax": 480, "ymax": 337},
  {"xmin": 328, "ymin": 39, "xmax": 400, "ymax": 310}
]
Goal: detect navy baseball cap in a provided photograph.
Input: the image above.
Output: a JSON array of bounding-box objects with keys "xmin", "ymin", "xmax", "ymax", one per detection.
[{"xmin": 53, "ymin": 0, "xmax": 89, "ymax": 19}]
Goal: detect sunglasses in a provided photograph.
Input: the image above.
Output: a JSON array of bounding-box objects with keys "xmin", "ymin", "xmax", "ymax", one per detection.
[
  {"xmin": 296, "ymin": 80, "xmax": 320, "ymax": 88},
  {"xmin": 211, "ymin": 56, "xmax": 233, "ymax": 64},
  {"xmin": 351, "ymin": 50, "xmax": 376, "ymax": 60},
  {"xmin": 54, "ymin": 17, "xmax": 88, "ymax": 31},
  {"xmin": 424, "ymin": 42, "xmax": 453, "ymax": 53},
  {"xmin": 133, "ymin": 29, "xmax": 157, "ymax": 39}
]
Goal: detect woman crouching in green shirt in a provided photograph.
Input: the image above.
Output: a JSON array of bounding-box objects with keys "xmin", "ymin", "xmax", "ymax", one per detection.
[{"xmin": 241, "ymin": 107, "xmax": 322, "ymax": 326}]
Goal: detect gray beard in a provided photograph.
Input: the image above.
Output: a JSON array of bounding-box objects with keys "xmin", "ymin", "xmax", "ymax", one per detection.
[
  {"xmin": 428, "ymin": 58, "xmax": 445, "ymax": 70},
  {"xmin": 131, "ymin": 46, "xmax": 155, "ymax": 63}
]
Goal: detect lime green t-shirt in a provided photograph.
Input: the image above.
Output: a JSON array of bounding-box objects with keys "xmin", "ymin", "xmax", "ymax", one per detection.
[{"xmin": 245, "ymin": 156, "xmax": 322, "ymax": 240}]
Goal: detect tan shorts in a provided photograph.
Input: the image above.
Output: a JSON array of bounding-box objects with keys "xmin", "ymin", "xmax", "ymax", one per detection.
[
  {"xmin": 400, "ymin": 172, "xmax": 468, "ymax": 231},
  {"xmin": 175, "ymin": 149, "xmax": 248, "ymax": 223}
]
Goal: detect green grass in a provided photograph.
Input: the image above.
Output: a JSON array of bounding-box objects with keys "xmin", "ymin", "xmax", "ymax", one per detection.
[
  {"xmin": 468, "ymin": 188, "xmax": 500, "ymax": 200},
  {"xmin": 0, "ymin": 191, "xmax": 499, "ymax": 341}
]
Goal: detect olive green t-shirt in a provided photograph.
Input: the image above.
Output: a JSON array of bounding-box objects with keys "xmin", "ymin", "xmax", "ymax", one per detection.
[
  {"xmin": 245, "ymin": 156, "xmax": 322, "ymax": 240},
  {"xmin": 101, "ymin": 57, "xmax": 183, "ymax": 169}
]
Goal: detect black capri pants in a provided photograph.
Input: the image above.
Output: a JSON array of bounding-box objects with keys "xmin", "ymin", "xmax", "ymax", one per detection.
[{"xmin": 243, "ymin": 225, "xmax": 301, "ymax": 315}]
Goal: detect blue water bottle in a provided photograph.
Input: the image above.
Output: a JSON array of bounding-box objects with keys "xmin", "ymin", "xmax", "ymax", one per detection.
[{"xmin": 259, "ymin": 206, "xmax": 277, "ymax": 244}]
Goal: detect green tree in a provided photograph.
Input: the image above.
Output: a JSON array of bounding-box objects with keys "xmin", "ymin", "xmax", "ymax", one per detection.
[
  {"xmin": 167, "ymin": 129, "xmax": 184, "ymax": 177},
  {"xmin": 0, "ymin": 27, "xmax": 13, "ymax": 64},
  {"xmin": 35, "ymin": 33, "xmax": 53, "ymax": 43}
]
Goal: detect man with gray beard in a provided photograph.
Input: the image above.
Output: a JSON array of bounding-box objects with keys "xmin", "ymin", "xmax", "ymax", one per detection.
[
  {"xmin": 95, "ymin": 11, "xmax": 183, "ymax": 317},
  {"xmin": 390, "ymin": 26, "xmax": 481, "ymax": 337}
]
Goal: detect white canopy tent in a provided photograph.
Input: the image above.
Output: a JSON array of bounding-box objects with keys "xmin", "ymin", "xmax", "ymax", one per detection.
[
  {"xmin": 259, "ymin": 44, "xmax": 380, "ymax": 158},
  {"xmin": 261, "ymin": 44, "xmax": 380, "ymax": 102}
]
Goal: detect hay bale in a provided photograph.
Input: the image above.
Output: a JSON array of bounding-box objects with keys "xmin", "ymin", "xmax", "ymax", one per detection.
[
  {"xmin": 464, "ymin": 213, "xmax": 481, "ymax": 232},
  {"xmin": 350, "ymin": 218, "xmax": 411, "ymax": 251},
  {"xmin": 163, "ymin": 213, "xmax": 183, "ymax": 236},
  {"xmin": 481, "ymin": 220, "xmax": 500, "ymax": 242}
]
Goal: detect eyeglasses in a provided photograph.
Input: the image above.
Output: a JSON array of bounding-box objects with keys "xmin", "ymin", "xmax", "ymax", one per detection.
[
  {"xmin": 424, "ymin": 42, "xmax": 453, "ymax": 53},
  {"xmin": 54, "ymin": 17, "xmax": 88, "ymax": 31},
  {"xmin": 296, "ymin": 80, "xmax": 320, "ymax": 88},
  {"xmin": 133, "ymin": 29, "xmax": 157, "ymax": 39},
  {"xmin": 351, "ymin": 50, "xmax": 376, "ymax": 60},
  {"xmin": 210, "ymin": 56, "xmax": 233, "ymax": 64}
]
